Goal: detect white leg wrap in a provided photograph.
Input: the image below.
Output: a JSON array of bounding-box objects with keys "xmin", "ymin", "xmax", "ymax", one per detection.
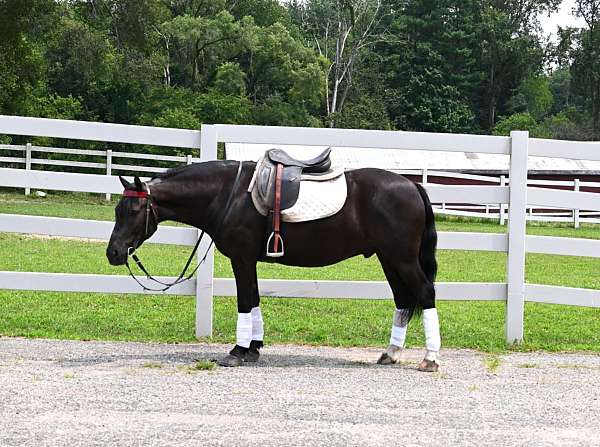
[
  {"xmin": 423, "ymin": 308, "xmax": 441, "ymax": 361},
  {"xmin": 389, "ymin": 308, "xmax": 410, "ymax": 348},
  {"xmin": 236, "ymin": 312, "xmax": 253, "ymax": 348},
  {"xmin": 250, "ymin": 306, "xmax": 264, "ymax": 341}
]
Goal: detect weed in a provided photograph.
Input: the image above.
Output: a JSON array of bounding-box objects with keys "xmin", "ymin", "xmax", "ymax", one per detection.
[
  {"xmin": 142, "ymin": 362, "xmax": 163, "ymax": 369},
  {"xmin": 517, "ymin": 363, "xmax": 537, "ymax": 368},
  {"xmin": 484, "ymin": 355, "xmax": 502, "ymax": 373}
]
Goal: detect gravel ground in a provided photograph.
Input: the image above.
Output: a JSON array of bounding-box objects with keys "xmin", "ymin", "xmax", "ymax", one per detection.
[{"xmin": 0, "ymin": 338, "xmax": 599, "ymax": 447}]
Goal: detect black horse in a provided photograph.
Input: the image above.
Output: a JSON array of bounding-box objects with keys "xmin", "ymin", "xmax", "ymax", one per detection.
[{"xmin": 107, "ymin": 159, "xmax": 441, "ymax": 371}]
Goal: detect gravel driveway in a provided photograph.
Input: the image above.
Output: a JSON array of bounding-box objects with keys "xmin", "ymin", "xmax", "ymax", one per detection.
[{"xmin": 0, "ymin": 337, "xmax": 599, "ymax": 447}]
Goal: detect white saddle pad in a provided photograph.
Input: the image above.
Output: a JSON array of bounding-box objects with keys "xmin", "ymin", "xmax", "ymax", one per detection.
[{"xmin": 251, "ymin": 170, "xmax": 348, "ymax": 223}]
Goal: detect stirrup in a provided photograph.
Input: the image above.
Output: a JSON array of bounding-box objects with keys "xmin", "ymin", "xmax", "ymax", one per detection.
[{"xmin": 266, "ymin": 232, "xmax": 284, "ymax": 258}]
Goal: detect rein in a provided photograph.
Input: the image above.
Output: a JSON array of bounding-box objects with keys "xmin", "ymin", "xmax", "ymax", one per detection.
[{"xmin": 124, "ymin": 161, "xmax": 244, "ymax": 292}]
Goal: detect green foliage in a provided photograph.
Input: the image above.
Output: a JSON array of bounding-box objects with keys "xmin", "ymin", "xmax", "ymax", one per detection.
[
  {"xmin": 0, "ymin": 0, "xmax": 59, "ymax": 115},
  {"xmin": 27, "ymin": 94, "xmax": 85, "ymax": 120},
  {"xmin": 228, "ymin": 0, "xmax": 290, "ymax": 27},
  {"xmin": 197, "ymin": 91, "xmax": 252, "ymax": 124},
  {"xmin": 508, "ymin": 76, "xmax": 554, "ymax": 119},
  {"xmin": 254, "ymin": 98, "xmax": 322, "ymax": 127},
  {"xmin": 0, "ymin": 0, "xmax": 593, "ymax": 141},
  {"xmin": 213, "ymin": 63, "xmax": 247, "ymax": 96},
  {"xmin": 151, "ymin": 108, "xmax": 201, "ymax": 130},
  {"xmin": 334, "ymin": 96, "xmax": 392, "ymax": 130},
  {"xmin": 492, "ymin": 113, "xmax": 550, "ymax": 138},
  {"xmin": 541, "ymin": 112, "xmax": 579, "ymax": 140}
]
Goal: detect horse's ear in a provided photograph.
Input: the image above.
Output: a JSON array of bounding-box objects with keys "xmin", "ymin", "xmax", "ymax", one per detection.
[
  {"xmin": 134, "ymin": 176, "xmax": 143, "ymax": 191},
  {"xmin": 119, "ymin": 176, "xmax": 131, "ymax": 189}
]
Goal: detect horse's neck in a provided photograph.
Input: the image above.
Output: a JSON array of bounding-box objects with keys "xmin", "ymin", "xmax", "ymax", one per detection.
[{"xmin": 151, "ymin": 162, "xmax": 235, "ymax": 235}]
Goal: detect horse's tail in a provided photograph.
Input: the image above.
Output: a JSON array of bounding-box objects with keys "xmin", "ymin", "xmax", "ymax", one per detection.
[{"xmin": 414, "ymin": 183, "xmax": 438, "ymax": 284}]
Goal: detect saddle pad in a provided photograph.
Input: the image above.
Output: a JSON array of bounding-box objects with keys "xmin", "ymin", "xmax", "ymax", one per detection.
[{"xmin": 251, "ymin": 172, "xmax": 348, "ymax": 223}]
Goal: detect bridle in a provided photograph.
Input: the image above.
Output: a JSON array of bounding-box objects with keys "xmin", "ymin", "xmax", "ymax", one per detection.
[
  {"xmin": 123, "ymin": 161, "xmax": 244, "ymax": 292},
  {"xmin": 123, "ymin": 185, "xmax": 157, "ymax": 240}
]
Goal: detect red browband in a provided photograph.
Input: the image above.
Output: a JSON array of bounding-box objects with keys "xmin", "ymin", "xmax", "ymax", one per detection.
[{"xmin": 123, "ymin": 190, "xmax": 149, "ymax": 198}]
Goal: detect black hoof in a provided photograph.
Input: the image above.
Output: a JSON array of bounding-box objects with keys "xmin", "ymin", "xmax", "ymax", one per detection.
[
  {"xmin": 218, "ymin": 354, "xmax": 243, "ymax": 367},
  {"xmin": 245, "ymin": 349, "xmax": 260, "ymax": 362},
  {"xmin": 218, "ymin": 343, "xmax": 263, "ymax": 367},
  {"xmin": 377, "ymin": 353, "xmax": 395, "ymax": 365},
  {"xmin": 417, "ymin": 359, "xmax": 440, "ymax": 372},
  {"xmin": 246, "ymin": 340, "xmax": 263, "ymax": 363}
]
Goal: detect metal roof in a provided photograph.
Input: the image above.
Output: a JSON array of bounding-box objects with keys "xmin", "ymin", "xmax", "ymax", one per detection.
[{"xmin": 226, "ymin": 143, "xmax": 600, "ymax": 174}]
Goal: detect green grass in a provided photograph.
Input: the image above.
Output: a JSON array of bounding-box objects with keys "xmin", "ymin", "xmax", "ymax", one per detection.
[
  {"xmin": 191, "ymin": 360, "xmax": 217, "ymax": 371},
  {"xmin": 483, "ymin": 355, "xmax": 502, "ymax": 373},
  {"xmin": 1, "ymin": 190, "xmax": 599, "ymax": 353}
]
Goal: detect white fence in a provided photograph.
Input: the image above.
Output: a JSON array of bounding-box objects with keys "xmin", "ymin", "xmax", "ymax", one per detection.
[
  {"xmin": 0, "ymin": 142, "xmax": 201, "ymax": 200},
  {"xmin": 3, "ymin": 142, "xmax": 598, "ymax": 225},
  {"xmin": 394, "ymin": 169, "xmax": 600, "ymax": 226},
  {"xmin": 1, "ymin": 115, "xmax": 600, "ymax": 344}
]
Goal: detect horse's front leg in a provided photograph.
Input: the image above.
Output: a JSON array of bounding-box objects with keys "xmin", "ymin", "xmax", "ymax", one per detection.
[{"xmin": 218, "ymin": 258, "xmax": 262, "ymax": 367}]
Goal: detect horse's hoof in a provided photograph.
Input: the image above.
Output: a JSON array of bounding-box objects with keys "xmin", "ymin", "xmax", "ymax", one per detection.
[
  {"xmin": 377, "ymin": 353, "xmax": 396, "ymax": 365},
  {"xmin": 417, "ymin": 359, "xmax": 439, "ymax": 372},
  {"xmin": 218, "ymin": 354, "xmax": 244, "ymax": 367},
  {"xmin": 244, "ymin": 349, "xmax": 260, "ymax": 363},
  {"xmin": 377, "ymin": 345, "xmax": 402, "ymax": 365}
]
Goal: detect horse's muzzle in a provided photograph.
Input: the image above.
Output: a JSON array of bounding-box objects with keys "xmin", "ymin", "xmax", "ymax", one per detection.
[{"xmin": 106, "ymin": 246, "xmax": 127, "ymax": 266}]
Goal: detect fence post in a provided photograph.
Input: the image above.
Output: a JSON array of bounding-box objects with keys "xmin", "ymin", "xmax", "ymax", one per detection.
[
  {"xmin": 25, "ymin": 143, "xmax": 32, "ymax": 196},
  {"xmin": 186, "ymin": 154, "xmax": 193, "ymax": 165},
  {"xmin": 422, "ymin": 168, "xmax": 428, "ymax": 185},
  {"xmin": 105, "ymin": 149, "xmax": 112, "ymax": 201},
  {"xmin": 505, "ymin": 131, "xmax": 529, "ymax": 344},
  {"xmin": 195, "ymin": 125, "xmax": 217, "ymax": 338},
  {"xmin": 573, "ymin": 178, "xmax": 580, "ymax": 228},
  {"xmin": 499, "ymin": 175, "xmax": 506, "ymax": 225}
]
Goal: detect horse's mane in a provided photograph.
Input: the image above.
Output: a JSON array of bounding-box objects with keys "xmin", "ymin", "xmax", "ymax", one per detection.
[
  {"xmin": 151, "ymin": 159, "xmax": 241, "ymax": 181},
  {"xmin": 151, "ymin": 162, "xmax": 200, "ymax": 181}
]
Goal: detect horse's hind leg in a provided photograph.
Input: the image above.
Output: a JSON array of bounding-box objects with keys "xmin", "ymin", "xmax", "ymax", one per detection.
[
  {"xmin": 395, "ymin": 261, "xmax": 441, "ymax": 372},
  {"xmin": 376, "ymin": 254, "xmax": 415, "ymax": 366}
]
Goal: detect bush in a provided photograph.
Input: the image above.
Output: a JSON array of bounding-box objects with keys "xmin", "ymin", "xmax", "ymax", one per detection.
[{"xmin": 492, "ymin": 113, "xmax": 550, "ymax": 138}]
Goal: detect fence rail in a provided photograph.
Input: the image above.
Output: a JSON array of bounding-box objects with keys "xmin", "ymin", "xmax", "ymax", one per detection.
[
  {"xmin": 3, "ymin": 144, "xmax": 599, "ymax": 226},
  {"xmin": 1, "ymin": 115, "xmax": 599, "ymax": 344}
]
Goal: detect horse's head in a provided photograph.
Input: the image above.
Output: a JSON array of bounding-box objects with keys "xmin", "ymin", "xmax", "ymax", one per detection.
[{"xmin": 106, "ymin": 176, "xmax": 159, "ymax": 266}]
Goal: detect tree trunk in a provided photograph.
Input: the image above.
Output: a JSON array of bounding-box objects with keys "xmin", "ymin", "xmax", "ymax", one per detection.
[
  {"xmin": 593, "ymin": 78, "xmax": 600, "ymax": 134},
  {"xmin": 488, "ymin": 61, "xmax": 496, "ymax": 131}
]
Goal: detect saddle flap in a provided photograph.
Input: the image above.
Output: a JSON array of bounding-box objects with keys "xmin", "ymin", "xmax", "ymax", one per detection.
[
  {"xmin": 252, "ymin": 158, "xmax": 302, "ymax": 211},
  {"xmin": 280, "ymin": 166, "xmax": 302, "ymax": 209}
]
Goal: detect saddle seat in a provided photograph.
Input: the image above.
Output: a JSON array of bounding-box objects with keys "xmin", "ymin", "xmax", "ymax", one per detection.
[
  {"xmin": 266, "ymin": 148, "xmax": 332, "ymax": 173},
  {"xmin": 248, "ymin": 148, "xmax": 346, "ymax": 258}
]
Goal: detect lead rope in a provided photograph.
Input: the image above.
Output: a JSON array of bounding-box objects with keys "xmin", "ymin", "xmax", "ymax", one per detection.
[{"xmin": 125, "ymin": 161, "xmax": 244, "ymax": 292}]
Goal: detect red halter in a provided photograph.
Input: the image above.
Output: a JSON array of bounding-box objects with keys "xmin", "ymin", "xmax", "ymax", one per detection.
[{"xmin": 122, "ymin": 190, "xmax": 149, "ymax": 198}]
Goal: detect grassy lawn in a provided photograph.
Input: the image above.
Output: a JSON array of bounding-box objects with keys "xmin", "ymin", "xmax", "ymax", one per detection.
[{"xmin": 1, "ymin": 190, "xmax": 599, "ymax": 352}]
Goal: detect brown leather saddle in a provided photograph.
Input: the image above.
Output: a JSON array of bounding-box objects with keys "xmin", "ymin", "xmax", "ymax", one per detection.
[{"xmin": 248, "ymin": 147, "xmax": 333, "ymax": 257}]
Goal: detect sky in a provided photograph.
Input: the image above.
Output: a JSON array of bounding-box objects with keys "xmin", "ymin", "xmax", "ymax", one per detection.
[{"xmin": 539, "ymin": 0, "xmax": 587, "ymax": 39}]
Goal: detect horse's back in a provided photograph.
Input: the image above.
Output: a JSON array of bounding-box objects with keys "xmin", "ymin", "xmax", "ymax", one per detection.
[{"xmin": 345, "ymin": 168, "xmax": 426, "ymax": 219}]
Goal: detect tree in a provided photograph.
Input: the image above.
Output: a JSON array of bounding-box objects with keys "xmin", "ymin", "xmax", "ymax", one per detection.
[
  {"xmin": 289, "ymin": 0, "xmax": 391, "ymax": 126},
  {"xmin": 473, "ymin": 1, "xmax": 557, "ymax": 130},
  {"xmin": 378, "ymin": 0, "xmax": 477, "ymax": 132},
  {"xmin": 571, "ymin": 0, "xmax": 600, "ymax": 132},
  {"xmin": 492, "ymin": 112, "xmax": 550, "ymax": 137},
  {"xmin": 0, "ymin": 0, "xmax": 60, "ymax": 115},
  {"xmin": 507, "ymin": 76, "xmax": 554, "ymax": 119}
]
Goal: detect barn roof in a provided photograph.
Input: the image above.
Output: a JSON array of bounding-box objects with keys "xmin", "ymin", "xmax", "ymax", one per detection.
[{"xmin": 226, "ymin": 143, "xmax": 600, "ymax": 174}]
